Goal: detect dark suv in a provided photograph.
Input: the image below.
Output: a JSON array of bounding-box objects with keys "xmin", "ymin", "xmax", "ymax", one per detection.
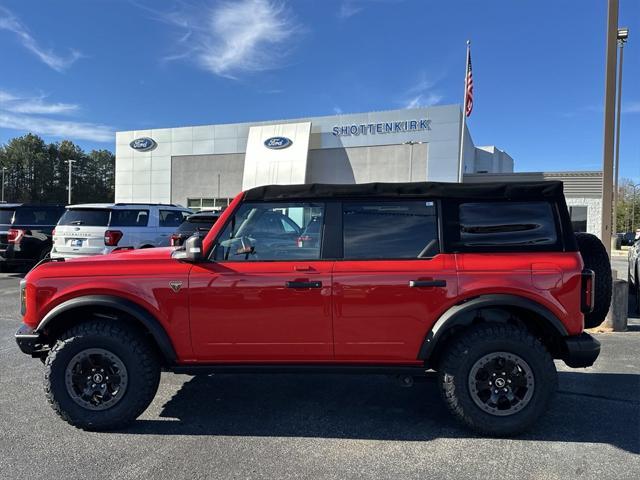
[
  {"xmin": 0, "ymin": 204, "xmax": 65, "ymax": 271},
  {"xmin": 15, "ymin": 182, "xmax": 611, "ymax": 435}
]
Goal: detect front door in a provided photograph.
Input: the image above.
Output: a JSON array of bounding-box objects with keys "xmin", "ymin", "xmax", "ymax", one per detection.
[
  {"xmin": 189, "ymin": 200, "xmax": 333, "ymax": 362},
  {"xmin": 332, "ymin": 200, "xmax": 458, "ymax": 362}
]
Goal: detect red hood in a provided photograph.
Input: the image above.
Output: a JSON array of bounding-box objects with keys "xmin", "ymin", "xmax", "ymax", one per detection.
[{"xmin": 27, "ymin": 247, "xmax": 178, "ymax": 280}]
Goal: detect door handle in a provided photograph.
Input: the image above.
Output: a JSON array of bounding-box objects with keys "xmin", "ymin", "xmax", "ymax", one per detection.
[
  {"xmin": 409, "ymin": 280, "xmax": 447, "ymax": 288},
  {"xmin": 285, "ymin": 281, "xmax": 323, "ymax": 289}
]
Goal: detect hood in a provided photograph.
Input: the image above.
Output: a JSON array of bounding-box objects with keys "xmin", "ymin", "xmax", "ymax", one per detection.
[{"xmin": 27, "ymin": 247, "xmax": 180, "ymax": 281}]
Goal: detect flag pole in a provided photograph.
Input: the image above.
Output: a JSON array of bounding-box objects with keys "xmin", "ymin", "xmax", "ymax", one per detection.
[{"xmin": 457, "ymin": 40, "xmax": 471, "ymax": 183}]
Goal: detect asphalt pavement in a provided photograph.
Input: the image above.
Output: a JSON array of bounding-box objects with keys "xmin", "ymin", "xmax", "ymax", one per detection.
[{"xmin": 0, "ymin": 262, "xmax": 638, "ymax": 480}]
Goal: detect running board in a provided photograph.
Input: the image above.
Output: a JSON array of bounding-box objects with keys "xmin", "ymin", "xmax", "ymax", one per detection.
[{"xmin": 169, "ymin": 364, "xmax": 433, "ymax": 376}]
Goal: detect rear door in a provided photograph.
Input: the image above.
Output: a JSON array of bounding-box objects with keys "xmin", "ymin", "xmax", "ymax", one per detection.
[{"xmin": 332, "ymin": 200, "xmax": 458, "ymax": 362}]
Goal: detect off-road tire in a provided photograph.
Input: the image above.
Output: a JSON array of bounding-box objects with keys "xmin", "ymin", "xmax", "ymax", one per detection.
[
  {"xmin": 438, "ymin": 324, "xmax": 557, "ymax": 436},
  {"xmin": 44, "ymin": 319, "xmax": 160, "ymax": 431},
  {"xmin": 575, "ymin": 232, "xmax": 612, "ymax": 328}
]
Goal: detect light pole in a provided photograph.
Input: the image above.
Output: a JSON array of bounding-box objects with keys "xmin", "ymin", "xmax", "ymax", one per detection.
[
  {"xmin": 404, "ymin": 141, "xmax": 424, "ymax": 182},
  {"xmin": 600, "ymin": 0, "xmax": 619, "ymax": 255},
  {"xmin": 1, "ymin": 167, "xmax": 6, "ymax": 203},
  {"xmin": 67, "ymin": 159, "xmax": 75, "ymax": 204},
  {"xmin": 613, "ymin": 26, "xmax": 629, "ymax": 234}
]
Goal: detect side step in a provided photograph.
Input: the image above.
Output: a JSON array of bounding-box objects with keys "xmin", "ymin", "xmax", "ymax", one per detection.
[{"xmin": 170, "ymin": 364, "xmax": 433, "ymax": 377}]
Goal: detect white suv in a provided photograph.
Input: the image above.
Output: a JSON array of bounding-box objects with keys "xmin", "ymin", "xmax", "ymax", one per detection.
[{"xmin": 50, "ymin": 203, "xmax": 192, "ymax": 259}]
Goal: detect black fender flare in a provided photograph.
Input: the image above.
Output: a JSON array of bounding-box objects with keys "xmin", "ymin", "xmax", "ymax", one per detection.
[
  {"xmin": 37, "ymin": 295, "xmax": 177, "ymax": 364},
  {"xmin": 418, "ymin": 294, "xmax": 569, "ymax": 361}
]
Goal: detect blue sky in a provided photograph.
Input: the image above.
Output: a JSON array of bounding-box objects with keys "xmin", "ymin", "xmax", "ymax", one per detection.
[{"xmin": 0, "ymin": 0, "xmax": 638, "ymax": 181}]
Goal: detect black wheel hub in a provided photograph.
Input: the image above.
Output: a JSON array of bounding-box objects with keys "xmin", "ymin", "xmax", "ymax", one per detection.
[
  {"xmin": 468, "ymin": 351, "xmax": 535, "ymax": 417},
  {"xmin": 64, "ymin": 348, "xmax": 128, "ymax": 411}
]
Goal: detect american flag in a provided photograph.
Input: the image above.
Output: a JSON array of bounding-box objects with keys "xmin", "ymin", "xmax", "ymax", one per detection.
[{"xmin": 465, "ymin": 47, "xmax": 473, "ymax": 117}]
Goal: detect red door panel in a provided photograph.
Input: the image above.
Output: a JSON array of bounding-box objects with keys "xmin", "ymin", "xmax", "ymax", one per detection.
[
  {"xmin": 189, "ymin": 261, "xmax": 333, "ymax": 362},
  {"xmin": 332, "ymin": 255, "xmax": 458, "ymax": 362}
]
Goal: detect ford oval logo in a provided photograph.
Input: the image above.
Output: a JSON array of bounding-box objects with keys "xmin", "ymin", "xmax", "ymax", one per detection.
[
  {"xmin": 264, "ymin": 137, "xmax": 292, "ymax": 150},
  {"xmin": 130, "ymin": 137, "xmax": 157, "ymax": 152}
]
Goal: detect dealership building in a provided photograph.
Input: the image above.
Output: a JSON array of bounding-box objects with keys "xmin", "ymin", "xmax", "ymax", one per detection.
[{"xmin": 115, "ymin": 104, "xmax": 603, "ymax": 236}]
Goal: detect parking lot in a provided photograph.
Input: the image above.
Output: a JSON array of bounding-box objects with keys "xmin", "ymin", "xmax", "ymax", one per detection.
[{"xmin": 0, "ymin": 258, "xmax": 638, "ymax": 480}]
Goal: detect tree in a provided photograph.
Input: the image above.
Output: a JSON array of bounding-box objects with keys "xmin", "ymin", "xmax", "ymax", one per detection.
[
  {"xmin": 0, "ymin": 134, "xmax": 114, "ymax": 204},
  {"xmin": 615, "ymin": 178, "xmax": 640, "ymax": 233}
]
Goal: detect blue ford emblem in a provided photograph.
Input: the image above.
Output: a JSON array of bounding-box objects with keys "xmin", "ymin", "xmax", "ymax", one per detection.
[
  {"xmin": 130, "ymin": 137, "xmax": 157, "ymax": 152},
  {"xmin": 264, "ymin": 137, "xmax": 292, "ymax": 149}
]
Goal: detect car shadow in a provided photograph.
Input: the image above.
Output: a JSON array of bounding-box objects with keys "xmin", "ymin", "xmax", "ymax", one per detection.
[{"xmin": 126, "ymin": 371, "xmax": 640, "ymax": 453}]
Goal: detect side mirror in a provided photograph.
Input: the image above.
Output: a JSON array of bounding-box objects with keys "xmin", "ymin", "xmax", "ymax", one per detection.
[{"xmin": 184, "ymin": 234, "xmax": 203, "ymax": 262}]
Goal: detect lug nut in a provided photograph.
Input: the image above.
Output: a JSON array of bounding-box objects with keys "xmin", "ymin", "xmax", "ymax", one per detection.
[{"xmin": 101, "ymin": 384, "xmax": 105, "ymax": 388}]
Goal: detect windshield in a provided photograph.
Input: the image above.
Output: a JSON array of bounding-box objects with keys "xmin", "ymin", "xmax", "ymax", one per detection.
[
  {"xmin": 0, "ymin": 209, "xmax": 15, "ymax": 225},
  {"xmin": 58, "ymin": 209, "xmax": 110, "ymax": 226}
]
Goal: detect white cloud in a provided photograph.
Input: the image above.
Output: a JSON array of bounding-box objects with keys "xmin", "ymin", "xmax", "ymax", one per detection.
[
  {"xmin": 401, "ymin": 73, "xmax": 445, "ymax": 109},
  {"xmin": 337, "ymin": 0, "xmax": 404, "ymax": 20},
  {"xmin": 157, "ymin": 0, "xmax": 301, "ymax": 79},
  {"xmin": 0, "ymin": 90, "xmax": 78, "ymax": 115},
  {"xmin": 0, "ymin": 6, "xmax": 81, "ymax": 72},
  {"xmin": 338, "ymin": 1, "xmax": 363, "ymax": 19},
  {"xmin": 404, "ymin": 93, "xmax": 443, "ymax": 109},
  {"xmin": 0, "ymin": 89, "xmax": 112, "ymax": 142},
  {"xmin": 622, "ymin": 101, "xmax": 640, "ymax": 114}
]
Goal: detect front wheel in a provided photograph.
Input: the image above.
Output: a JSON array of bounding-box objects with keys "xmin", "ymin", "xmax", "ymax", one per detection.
[
  {"xmin": 44, "ymin": 320, "xmax": 160, "ymax": 430},
  {"xmin": 438, "ymin": 324, "xmax": 557, "ymax": 436}
]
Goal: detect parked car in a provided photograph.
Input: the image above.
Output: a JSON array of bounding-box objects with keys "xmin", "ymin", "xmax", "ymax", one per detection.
[
  {"xmin": 50, "ymin": 203, "xmax": 191, "ymax": 259},
  {"xmin": 16, "ymin": 181, "xmax": 611, "ymax": 436},
  {"xmin": 170, "ymin": 211, "xmax": 221, "ymax": 247},
  {"xmin": 0, "ymin": 203, "xmax": 65, "ymax": 271},
  {"xmin": 629, "ymin": 239, "xmax": 640, "ymax": 312},
  {"xmin": 620, "ymin": 231, "xmax": 637, "ymax": 246}
]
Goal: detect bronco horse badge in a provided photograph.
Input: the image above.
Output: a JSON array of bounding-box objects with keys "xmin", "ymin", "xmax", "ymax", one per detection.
[{"xmin": 169, "ymin": 281, "xmax": 183, "ymax": 293}]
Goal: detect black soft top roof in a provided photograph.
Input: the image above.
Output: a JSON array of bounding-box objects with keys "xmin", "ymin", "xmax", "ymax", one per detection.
[{"xmin": 243, "ymin": 181, "xmax": 565, "ymax": 202}]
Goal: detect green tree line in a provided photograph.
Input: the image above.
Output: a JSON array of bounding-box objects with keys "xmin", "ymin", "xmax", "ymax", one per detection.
[
  {"xmin": 0, "ymin": 134, "xmax": 114, "ymax": 204},
  {"xmin": 616, "ymin": 178, "xmax": 640, "ymax": 233}
]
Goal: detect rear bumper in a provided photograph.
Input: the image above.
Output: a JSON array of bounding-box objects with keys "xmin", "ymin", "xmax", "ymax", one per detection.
[
  {"xmin": 15, "ymin": 324, "xmax": 48, "ymax": 357},
  {"xmin": 562, "ymin": 332, "xmax": 601, "ymax": 368}
]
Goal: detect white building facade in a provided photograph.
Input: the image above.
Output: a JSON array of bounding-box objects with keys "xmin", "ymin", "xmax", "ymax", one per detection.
[{"xmin": 115, "ymin": 105, "xmax": 513, "ymax": 209}]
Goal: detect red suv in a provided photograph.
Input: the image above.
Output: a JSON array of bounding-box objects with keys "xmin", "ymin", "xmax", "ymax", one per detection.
[{"xmin": 15, "ymin": 181, "xmax": 611, "ymax": 435}]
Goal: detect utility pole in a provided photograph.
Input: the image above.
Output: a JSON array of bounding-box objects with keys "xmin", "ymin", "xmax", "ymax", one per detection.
[
  {"xmin": 1, "ymin": 167, "xmax": 6, "ymax": 203},
  {"xmin": 600, "ymin": 0, "xmax": 619, "ymax": 256},
  {"xmin": 613, "ymin": 27, "xmax": 629, "ymax": 235},
  {"xmin": 67, "ymin": 159, "xmax": 75, "ymax": 204}
]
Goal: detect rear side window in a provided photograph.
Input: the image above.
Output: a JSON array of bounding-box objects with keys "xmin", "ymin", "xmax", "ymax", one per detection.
[
  {"xmin": 58, "ymin": 209, "xmax": 110, "ymax": 226},
  {"xmin": 14, "ymin": 206, "xmax": 63, "ymax": 225},
  {"xmin": 0, "ymin": 209, "xmax": 15, "ymax": 224},
  {"xmin": 110, "ymin": 209, "xmax": 149, "ymax": 227},
  {"xmin": 458, "ymin": 202, "xmax": 557, "ymax": 247},
  {"xmin": 160, "ymin": 210, "xmax": 189, "ymax": 227},
  {"xmin": 342, "ymin": 201, "xmax": 439, "ymax": 259}
]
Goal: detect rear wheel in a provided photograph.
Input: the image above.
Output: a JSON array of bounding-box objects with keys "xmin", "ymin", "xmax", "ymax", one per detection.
[
  {"xmin": 575, "ymin": 232, "xmax": 612, "ymax": 328},
  {"xmin": 438, "ymin": 324, "xmax": 557, "ymax": 436},
  {"xmin": 44, "ymin": 320, "xmax": 160, "ymax": 430}
]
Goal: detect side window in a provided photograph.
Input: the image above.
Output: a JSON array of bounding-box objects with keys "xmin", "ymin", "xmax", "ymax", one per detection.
[
  {"xmin": 342, "ymin": 201, "xmax": 439, "ymax": 259},
  {"xmin": 159, "ymin": 210, "xmax": 186, "ymax": 228},
  {"xmin": 569, "ymin": 206, "xmax": 588, "ymax": 233},
  {"xmin": 458, "ymin": 201, "xmax": 557, "ymax": 247},
  {"xmin": 212, "ymin": 202, "xmax": 325, "ymax": 261},
  {"xmin": 110, "ymin": 209, "xmax": 149, "ymax": 227}
]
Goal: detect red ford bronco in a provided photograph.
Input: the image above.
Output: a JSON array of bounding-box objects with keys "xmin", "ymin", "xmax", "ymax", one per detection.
[{"xmin": 15, "ymin": 181, "xmax": 611, "ymax": 435}]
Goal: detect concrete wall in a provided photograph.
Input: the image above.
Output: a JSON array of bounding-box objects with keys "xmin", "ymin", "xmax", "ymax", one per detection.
[
  {"xmin": 566, "ymin": 197, "xmax": 602, "ymax": 238},
  {"xmin": 170, "ymin": 153, "xmax": 245, "ymax": 207},
  {"xmin": 307, "ymin": 143, "xmax": 427, "ymax": 184}
]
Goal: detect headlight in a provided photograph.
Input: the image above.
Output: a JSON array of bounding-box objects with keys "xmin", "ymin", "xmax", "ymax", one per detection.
[{"xmin": 20, "ymin": 279, "xmax": 27, "ymax": 315}]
